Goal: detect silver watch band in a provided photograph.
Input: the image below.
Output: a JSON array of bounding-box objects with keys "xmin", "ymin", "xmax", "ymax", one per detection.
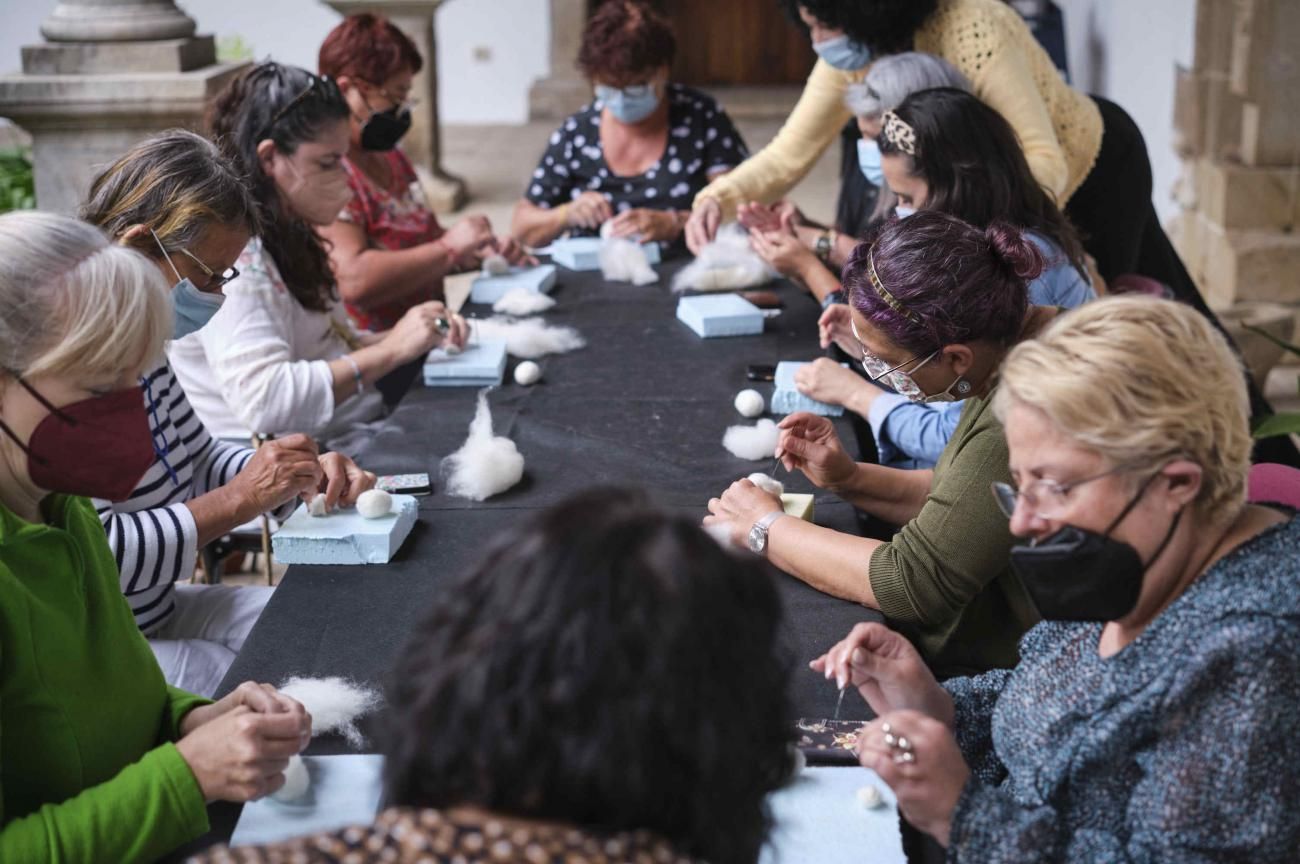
[{"xmin": 748, "ymin": 510, "xmax": 786, "ymax": 555}]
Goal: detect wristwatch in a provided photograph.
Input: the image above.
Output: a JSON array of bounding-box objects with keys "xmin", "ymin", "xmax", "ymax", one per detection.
[
  {"xmin": 814, "ymin": 230, "xmax": 833, "ymax": 262},
  {"xmin": 747, "ymin": 510, "xmax": 786, "ymax": 556}
]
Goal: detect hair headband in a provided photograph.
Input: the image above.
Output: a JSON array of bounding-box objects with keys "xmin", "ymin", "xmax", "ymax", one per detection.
[
  {"xmin": 867, "ymin": 244, "xmax": 920, "ymax": 323},
  {"xmin": 882, "ymin": 110, "xmax": 917, "ymax": 156}
]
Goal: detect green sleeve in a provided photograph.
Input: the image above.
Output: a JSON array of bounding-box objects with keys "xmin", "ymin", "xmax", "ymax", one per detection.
[{"xmin": 165, "ymin": 685, "xmax": 213, "ymax": 741}]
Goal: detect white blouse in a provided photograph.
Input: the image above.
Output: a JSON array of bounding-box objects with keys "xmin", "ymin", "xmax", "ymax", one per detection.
[{"xmin": 168, "ymin": 237, "xmax": 384, "ymax": 445}]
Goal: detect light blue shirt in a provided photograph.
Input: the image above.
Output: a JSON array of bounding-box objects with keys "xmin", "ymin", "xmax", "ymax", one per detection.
[{"xmin": 868, "ymin": 233, "xmax": 1094, "ymax": 469}]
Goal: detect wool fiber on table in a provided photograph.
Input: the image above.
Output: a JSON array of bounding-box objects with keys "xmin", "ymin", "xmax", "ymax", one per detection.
[
  {"xmin": 672, "ymin": 224, "xmax": 776, "ymax": 293},
  {"xmin": 599, "ymin": 236, "xmax": 659, "ymax": 286},
  {"xmin": 442, "ymin": 390, "xmax": 525, "ymax": 501},
  {"xmin": 279, "ymin": 676, "xmax": 380, "ymax": 749},
  {"xmin": 723, "ymin": 419, "xmax": 780, "ymax": 461},
  {"xmin": 471, "ymin": 316, "xmax": 585, "ymax": 359},
  {"xmin": 492, "ymin": 288, "xmax": 557, "ymax": 317}
]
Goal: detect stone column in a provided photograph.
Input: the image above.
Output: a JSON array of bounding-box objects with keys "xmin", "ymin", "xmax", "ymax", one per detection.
[
  {"xmin": 0, "ymin": 0, "xmax": 246, "ymax": 214},
  {"xmin": 322, "ymin": 0, "xmax": 467, "ymax": 213},
  {"xmin": 529, "ymin": 0, "xmax": 591, "ymax": 120}
]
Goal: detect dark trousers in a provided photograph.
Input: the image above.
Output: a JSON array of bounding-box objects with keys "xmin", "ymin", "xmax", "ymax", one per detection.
[{"xmin": 1066, "ymin": 97, "xmax": 1300, "ymax": 468}]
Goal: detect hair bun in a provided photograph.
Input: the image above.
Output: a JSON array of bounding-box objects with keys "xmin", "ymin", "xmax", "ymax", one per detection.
[{"xmin": 984, "ymin": 221, "xmax": 1045, "ymax": 282}]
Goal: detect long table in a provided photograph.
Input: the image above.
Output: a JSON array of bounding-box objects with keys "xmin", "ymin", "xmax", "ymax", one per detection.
[{"xmin": 184, "ymin": 260, "xmax": 884, "ymax": 854}]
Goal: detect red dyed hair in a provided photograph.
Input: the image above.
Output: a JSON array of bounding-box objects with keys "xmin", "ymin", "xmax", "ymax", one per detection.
[
  {"xmin": 319, "ymin": 13, "xmax": 423, "ymax": 85},
  {"xmin": 578, "ymin": 0, "xmax": 676, "ymax": 87}
]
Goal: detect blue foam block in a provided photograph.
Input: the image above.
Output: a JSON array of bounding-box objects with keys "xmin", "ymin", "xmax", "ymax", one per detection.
[
  {"xmin": 548, "ymin": 236, "xmax": 661, "ymax": 271},
  {"xmin": 770, "ymin": 361, "xmax": 847, "ymax": 416},
  {"xmin": 469, "ymin": 264, "xmax": 557, "ymax": 305},
  {"xmin": 676, "ymin": 293, "xmax": 765, "ymax": 338},
  {"xmin": 272, "ymin": 495, "xmax": 418, "ymax": 565},
  {"xmin": 422, "ymin": 340, "xmax": 507, "ymax": 387}
]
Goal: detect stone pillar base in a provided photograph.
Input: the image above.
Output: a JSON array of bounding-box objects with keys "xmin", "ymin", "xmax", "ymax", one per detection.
[{"xmin": 22, "ymin": 35, "xmax": 217, "ymax": 74}]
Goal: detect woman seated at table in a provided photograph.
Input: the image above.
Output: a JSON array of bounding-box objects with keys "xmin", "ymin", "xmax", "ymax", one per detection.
[
  {"xmin": 813, "ymin": 296, "xmax": 1300, "ymax": 858},
  {"xmin": 317, "ymin": 14, "xmax": 528, "ymax": 339},
  {"xmin": 195, "ymin": 488, "xmax": 794, "ymax": 864},
  {"xmin": 81, "ymin": 129, "xmax": 377, "ymax": 696},
  {"xmin": 510, "ymin": 0, "xmax": 749, "ymax": 249},
  {"xmin": 169, "ymin": 62, "xmax": 469, "ymax": 457},
  {"xmin": 708, "ymin": 211, "xmax": 1053, "ymax": 676},
  {"xmin": 756, "ymin": 88, "xmax": 1095, "ymax": 469},
  {"xmin": 0, "ymin": 211, "xmax": 311, "ymax": 861}
]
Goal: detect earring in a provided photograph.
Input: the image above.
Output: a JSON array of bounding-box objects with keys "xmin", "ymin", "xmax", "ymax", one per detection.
[{"xmin": 956, "ymin": 380, "xmax": 972, "ymax": 395}]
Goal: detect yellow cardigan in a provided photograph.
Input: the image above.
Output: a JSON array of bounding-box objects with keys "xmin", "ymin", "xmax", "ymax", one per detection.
[{"xmin": 695, "ymin": 0, "xmax": 1102, "ymax": 218}]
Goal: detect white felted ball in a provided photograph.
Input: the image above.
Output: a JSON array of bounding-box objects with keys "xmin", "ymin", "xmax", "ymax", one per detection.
[
  {"xmin": 492, "ymin": 288, "xmax": 556, "ymax": 317},
  {"xmin": 747, "ymin": 472, "xmax": 784, "ymax": 498},
  {"xmin": 856, "ymin": 785, "xmax": 886, "ymax": 809},
  {"xmin": 442, "ymin": 390, "xmax": 525, "ymax": 501},
  {"xmin": 722, "ymin": 419, "xmax": 780, "ymax": 461},
  {"xmin": 443, "ymin": 342, "xmax": 463, "ymax": 356},
  {"xmin": 734, "ymin": 388, "xmax": 765, "ymax": 418},
  {"xmin": 355, "ymin": 488, "xmax": 393, "ymax": 519},
  {"xmin": 279, "ymin": 676, "xmax": 380, "ymax": 749},
  {"xmin": 514, "ymin": 360, "xmax": 542, "ymax": 386},
  {"xmin": 272, "ymin": 755, "xmax": 310, "ymax": 803},
  {"xmin": 307, "ymin": 493, "xmax": 328, "ymax": 517},
  {"xmin": 481, "ymin": 253, "xmax": 510, "ymax": 276},
  {"xmin": 471, "ymin": 316, "xmax": 585, "ymax": 359}
]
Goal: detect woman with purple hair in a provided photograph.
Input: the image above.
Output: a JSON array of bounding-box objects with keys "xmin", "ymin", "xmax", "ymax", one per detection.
[{"xmin": 707, "ymin": 211, "xmax": 1055, "ymax": 676}]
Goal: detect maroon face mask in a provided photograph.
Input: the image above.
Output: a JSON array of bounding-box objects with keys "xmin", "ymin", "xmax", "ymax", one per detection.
[{"xmin": 0, "ymin": 376, "xmax": 155, "ymax": 502}]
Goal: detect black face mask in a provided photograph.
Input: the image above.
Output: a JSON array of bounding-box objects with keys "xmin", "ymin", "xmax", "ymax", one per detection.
[
  {"xmin": 1011, "ymin": 474, "xmax": 1182, "ymax": 623},
  {"xmin": 360, "ymin": 106, "xmax": 412, "ymax": 151}
]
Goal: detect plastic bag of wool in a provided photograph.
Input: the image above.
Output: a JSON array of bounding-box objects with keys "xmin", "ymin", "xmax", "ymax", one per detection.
[
  {"xmin": 441, "ymin": 390, "xmax": 525, "ymax": 501},
  {"xmin": 672, "ymin": 223, "xmax": 776, "ymax": 293},
  {"xmin": 470, "ymin": 317, "xmax": 585, "ymax": 359}
]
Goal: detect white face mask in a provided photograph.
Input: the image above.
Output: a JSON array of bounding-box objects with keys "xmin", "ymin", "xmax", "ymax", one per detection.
[
  {"xmin": 279, "ymin": 153, "xmax": 352, "ymax": 226},
  {"xmin": 894, "ymin": 205, "xmax": 916, "ymax": 219}
]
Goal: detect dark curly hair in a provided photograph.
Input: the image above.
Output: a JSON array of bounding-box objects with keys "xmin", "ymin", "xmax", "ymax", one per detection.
[
  {"xmin": 881, "ymin": 87, "xmax": 1089, "ymax": 281},
  {"xmin": 780, "ymin": 0, "xmax": 939, "ymax": 54},
  {"xmin": 319, "ymin": 13, "xmax": 423, "ymax": 84},
  {"xmin": 206, "ymin": 62, "xmax": 348, "ymax": 312},
  {"xmin": 578, "ymin": 0, "xmax": 677, "ymax": 87},
  {"xmin": 383, "ymin": 487, "xmax": 795, "ymax": 864}
]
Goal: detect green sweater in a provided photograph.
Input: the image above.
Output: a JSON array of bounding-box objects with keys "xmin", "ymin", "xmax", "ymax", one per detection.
[
  {"xmin": 869, "ymin": 391, "xmax": 1040, "ymax": 675},
  {"xmin": 0, "ymin": 494, "xmax": 211, "ymax": 863}
]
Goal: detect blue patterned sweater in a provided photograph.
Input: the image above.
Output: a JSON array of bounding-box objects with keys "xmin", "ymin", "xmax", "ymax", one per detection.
[{"xmin": 944, "ymin": 512, "xmax": 1300, "ymax": 862}]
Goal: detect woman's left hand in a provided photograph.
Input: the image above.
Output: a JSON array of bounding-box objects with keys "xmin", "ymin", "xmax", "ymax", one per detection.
[
  {"xmin": 794, "ymin": 357, "xmax": 866, "ymax": 408},
  {"xmin": 492, "ymin": 234, "xmax": 537, "ymax": 268},
  {"xmin": 704, "ymin": 478, "xmax": 783, "ymax": 548},
  {"xmin": 315, "ymin": 452, "xmax": 377, "ymax": 510},
  {"xmin": 859, "ymin": 710, "xmax": 969, "ymax": 848},
  {"xmin": 608, "ymin": 208, "xmax": 682, "ymax": 243},
  {"xmin": 179, "ymin": 681, "xmax": 312, "ymax": 751},
  {"xmin": 751, "ymin": 228, "xmax": 818, "ymax": 280}
]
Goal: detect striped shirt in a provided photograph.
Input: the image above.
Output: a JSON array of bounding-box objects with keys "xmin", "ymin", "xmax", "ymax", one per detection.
[{"xmin": 92, "ymin": 362, "xmax": 292, "ymax": 635}]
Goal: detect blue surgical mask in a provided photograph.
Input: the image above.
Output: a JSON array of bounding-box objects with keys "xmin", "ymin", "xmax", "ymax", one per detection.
[
  {"xmin": 856, "ymin": 138, "xmax": 884, "ymax": 186},
  {"xmin": 813, "ymin": 34, "xmax": 872, "ymax": 71},
  {"xmin": 595, "ymin": 83, "xmax": 661, "ymax": 125},
  {"xmin": 172, "ymin": 277, "xmax": 225, "ymax": 339},
  {"xmin": 895, "ymin": 205, "xmax": 917, "ymax": 219}
]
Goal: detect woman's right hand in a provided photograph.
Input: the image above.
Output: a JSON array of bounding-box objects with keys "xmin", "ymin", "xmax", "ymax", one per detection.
[
  {"xmin": 564, "ymin": 191, "xmax": 613, "ymax": 230},
  {"xmin": 176, "ymin": 705, "xmax": 310, "ymax": 802},
  {"xmin": 818, "ymin": 303, "xmax": 859, "ymax": 355},
  {"xmin": 231, "ymin": 434, "xmax": 324, "ymax": 513},
  {"xmin": 383, "ymin": 301, "xmax": 467, "ymax": 364},
  {"xmin": 684, "ymin": 198, "xmax": 722, "ymax": 253},
  {"xmin": 776, "ymin": 412, "xmax": 859, "ymax": 492},
  {"xmin": 440, "ymin": 215, "xmax": 496, "ymax": 262},
  {"xmin": 810, "ymin": 621, "xmax": 954, "ymax": 725}
]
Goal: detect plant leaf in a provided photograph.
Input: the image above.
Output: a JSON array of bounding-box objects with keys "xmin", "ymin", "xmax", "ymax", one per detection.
[
  {"xmin": 1243, "ymin": 323, "xmax": 1300, "ymax": 358},
  {"xmin": 1252, "ymin": 412, "xmax": 1300, "ymax": 439}
]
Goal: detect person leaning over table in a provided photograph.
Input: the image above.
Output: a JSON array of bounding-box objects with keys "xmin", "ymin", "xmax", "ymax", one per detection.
[
  {"xmin": 707, "ymin": 211, "xmax": 1052, "ymax": 676},
  {"xmin": 812, "ymin": 296, "xmax": 1300, "ymax": 860},
  {"xmin": 0, "ymin": 211, "xmax": 311, "ymax": 863},
  {"xmin": 80, "ymin": 129, "xmax": 377, "ymax": 697},
  {"xmin": 510, "ymin": 0, "xmax": 749, "ymax": 250},
  {"xmin": 759, "ymin": 89, "xmax": 1096, "ymax": 471},
  {"xmin": 194, "ymin": 488, "xmax": 795, "ymax": 864},
  {"xmin": 168, "ymin": 63, "xmax": 469, "ymax": 459}
]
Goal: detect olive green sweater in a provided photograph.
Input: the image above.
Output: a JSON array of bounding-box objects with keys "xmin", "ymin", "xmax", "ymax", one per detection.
[
  {"xmin": 0, "ymin": 494, "xmax": 211, "ymax": 863},
  {"xmin": 869, "ymin": 392, "xmax": 1040, "ymax": 674}
]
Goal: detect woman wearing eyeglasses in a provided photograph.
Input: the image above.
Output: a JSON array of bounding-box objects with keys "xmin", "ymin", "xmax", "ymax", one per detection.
[
  {"xmin": 707, "ymin": 210, "xmax": 1052, "ymax": 675},
  {"xmin": 809, "ymin": 296, "xmax": 1299, "ymax": 858}
]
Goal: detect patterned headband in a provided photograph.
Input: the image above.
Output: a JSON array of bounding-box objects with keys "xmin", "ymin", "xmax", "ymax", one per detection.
[
  {"xmin": 867, "ymin": 244, "xmax": 919, "ymax": 323},
  {"xmin": 882, "ymin": 110, "xmax": 917, "ymax": 156}
]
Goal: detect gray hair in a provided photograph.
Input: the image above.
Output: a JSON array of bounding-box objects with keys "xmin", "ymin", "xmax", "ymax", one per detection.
[
  {"xmin": 845, "ymin": 52, "xmax": 971, "ymax": 118},
  {"xmin": 0, "ymin": 211, "xmax": 171, "ymax": 381}
]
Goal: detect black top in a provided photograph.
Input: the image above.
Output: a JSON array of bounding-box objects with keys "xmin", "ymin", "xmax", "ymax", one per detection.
[{"xmin": 524, "ymin": 83, "xmax": 749, "ymax": 233}]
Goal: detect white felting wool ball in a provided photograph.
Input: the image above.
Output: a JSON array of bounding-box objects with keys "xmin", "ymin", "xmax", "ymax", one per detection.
[
  {"xmin": 442, "ymin": 390, "xmax": 525, "ymax": 501},
  {"xmin": 278, "ymin": 676, "xmax": 381, "ymax": 749},
  {"xmin": 481, "ymin": 253, "xmax": 510, "ymax": 276},
  {"xmin": 272, "ymin": 754, "xmax": 310, "ymax": 803},
  {"xmin": 307, "ymin": 492, "xmax": 328, "ymax": 517},
  {"xmin": 734, "ymin": 388, "xmax": 765, "ymax": 418},
  {"xmin": 492, "ymin": 288, "xmax": 556, "ymax": 317},
  {"xmin": 856, "ymin": 785, "xmax": 887, "ymax": 809},
  {"xmin": 722, "ymin": 419, "xmax": 780, "ymax": 461},
  {"xmin": 443, "ymin": 342, "xmax": 463, "ymax": 356},
  {"xmin": 355, "ymin": 488, "xmax": 393, "ymax": 519},
  {"xmin": 471, "ymin": 317, "xmax": 586, "ymax": 359},
  {"xmin": 514, "ymin": 360, "xmax": 542, "ymax": 386},
  {"xmin": 747, "ymin": 472, "xmax": 784, "ymax": 498}
]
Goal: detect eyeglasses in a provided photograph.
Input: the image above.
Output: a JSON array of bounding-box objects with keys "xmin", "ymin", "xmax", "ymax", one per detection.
[
  {"xmin": 360, "ymin": 80, "xmax": 419, "ymax": 114},
  {"xmin": 175, "ymin": 247, "xmax": 239, "ymax": 292},
  {"xmin": 991, "ymin": 464, "xmax": 1136, "ymax": 521},
  {"xmin": 850, "ymin": 318, "xmax": 937, "ymax": 400},
  {"xmin": 258, "ymin": 71, "xmax": 327, "ymax": 140}
]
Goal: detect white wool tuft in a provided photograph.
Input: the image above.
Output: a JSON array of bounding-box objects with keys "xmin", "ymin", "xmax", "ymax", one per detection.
[
  {"xmin": 747, "ymin": 472, "xmax": 784, "ymax": 498},
  {"xmin": 672, "ymin": 223, "xmax": 776, "ymax": 293},
  {"xmin": 471, "ymin": 316, "xmax": 585, "ymax": 359},
  {"xmin": 492, "ymin": 288, "xmax": 556, "ymax": 317},
  {"xmin": 723, "ymin": 419, "xmax": 780, "ymax": 461},
  {"xmin": 355, "ymin": 488, "xmax": 393, "ymax": 519},
  {"xmin": 513, "ymin": 360, "xmax": 542, "ymax": 386},
  {"xmin": 307, "ymin": 493, "xmax": 328, "ymax": 517},
  {"xmin": 856, "ymin": 785, "xmax": 887, "ymax": 809},
  {"xmin": 279, "ymin": 676, "xmax": 380, "ymax": 748},
  {"xmin": 599, "ymin": 237, "xmax": 658, "ymax": 286},
  {"xmin": 702, "ymin": 521, "xmax": 736, "ymax": 549},
  {"xmin": 481, "ymin": 254, "xmax": 510, "ymax": 276},
  {"xmin": 734, "ymin": 388, "xmax": 765, "ymax": 418},
  {"xmin": 442, "ymin": 390, "xmax": 525, "ymax": 501},
  {"xmin": 272, "ymin": 754, "xmax": 311, "ymax": 803}
]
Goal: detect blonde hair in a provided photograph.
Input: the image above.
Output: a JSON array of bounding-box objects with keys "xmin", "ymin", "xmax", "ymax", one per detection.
[
  {"xmin": 0, "ymin": 211, "xmax": 172, "ymax": 382},
  {"xmin": 994, "ymin": 296, "xmax": 1251, "ymax": 523}
]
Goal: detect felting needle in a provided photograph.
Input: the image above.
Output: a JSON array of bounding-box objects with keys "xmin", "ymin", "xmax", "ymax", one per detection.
[{"xmin": 833, "ymin": 685, "xmax": 847, "ymax": 721}]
